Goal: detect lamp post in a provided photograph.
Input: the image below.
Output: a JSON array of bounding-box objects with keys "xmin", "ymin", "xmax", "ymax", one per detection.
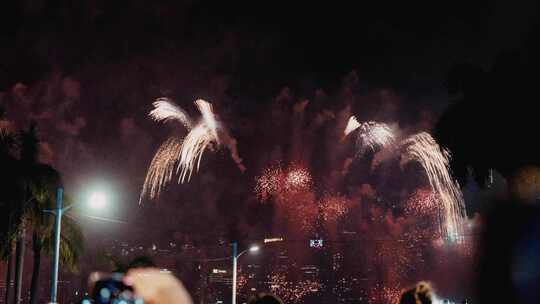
[
  {"xmin": 48, "ymin": 187, "xmax": 109, "ymax": 304},
  {"xmin": 231, "ymin": 238, "xmax": 284, "ymax": 304},
  {"xmin": 49, "ymin": 187, "xmax": 65, "ymax": 304},
  {"xmin": 231, "ymin": 243, "xmax": 260, "ymax": 304}
]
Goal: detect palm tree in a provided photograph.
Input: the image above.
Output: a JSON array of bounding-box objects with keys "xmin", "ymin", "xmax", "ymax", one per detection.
[
  {"xmin": 17, "ymin": 124, "xmax": 83, "ymax": 304},
  {"xmin": 1, "ymin": 123, "xmax": 83, "ymax": 304},
  {"xmin": 27, "ymin": 182, "xmax": 83, "ymax": 304},
  {"xmin": 10, "ymin": 124, "xmax": 39, "ymax": 304},
  {"xmin": 0, "ymin": 137, "xmax": 14, "ymax": 303},
  {"xmin": 1, "ymin": 117, "xmax": 19, "ymax": 304}
]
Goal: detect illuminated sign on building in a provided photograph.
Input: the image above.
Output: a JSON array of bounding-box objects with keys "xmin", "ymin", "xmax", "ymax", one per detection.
[{"xmin": 309, "ymin": 239, "xmax": 323, "ymax": 248}]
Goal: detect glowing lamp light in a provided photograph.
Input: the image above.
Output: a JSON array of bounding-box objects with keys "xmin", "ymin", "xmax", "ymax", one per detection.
[
  {"xmin": 88, "ymin": 191, "xmax": 107, "ymax": 209},
  {"xmin": 249, "ymin": 246, "xmax": 260, "ymax": 253}
]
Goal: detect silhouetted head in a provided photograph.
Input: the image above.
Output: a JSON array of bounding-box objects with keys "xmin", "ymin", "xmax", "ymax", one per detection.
[
  {"xmin": 127, "ymin": 256, "xmax": 156, "ymax": 270},
  {"xmin": 247, "ymin": 293, "xmax": 284, "ymax": 304},
  {"xmin": 399, "ymin": 281, "xmax": 433, "ymax": 304},
  {"xmin": 476, "ymin": 201, "xmax": 540, "ymax": 303}
]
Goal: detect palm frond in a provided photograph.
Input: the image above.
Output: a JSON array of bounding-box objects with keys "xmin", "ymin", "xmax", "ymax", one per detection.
[{"xmin": 42, "ymin": 215, "xmax": 84, "ymax": 273}]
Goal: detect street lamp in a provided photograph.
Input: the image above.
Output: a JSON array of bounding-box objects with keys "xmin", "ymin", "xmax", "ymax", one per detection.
[
  {"xmin": 231, "ymin": 239, "xmax": 282, "ymax": 304},
  {"xmin": 47, "ymin": 187, "xmax": 108, "ymax": 304},
  {"xmin": 88, "ymin": 191, "xmax": 107, "ymax": 210},
  {"xmin": 232, "ymin": 243, "xmax": 260, "ymax": 304}
]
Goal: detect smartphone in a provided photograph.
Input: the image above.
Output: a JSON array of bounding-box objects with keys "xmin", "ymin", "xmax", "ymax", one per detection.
[{"xmin": 81, "ymin": 272, "xmax": 144, "ymax": 304}]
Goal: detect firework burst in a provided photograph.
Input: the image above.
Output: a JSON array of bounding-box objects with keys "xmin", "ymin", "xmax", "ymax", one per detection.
[
  {"xmin": 177, "ymin": 121, "xmax": 215, "ymax": 183},
  {"xmin": 149, "ymin": 97, "xmax": 193, "ymax": 128},
  {"xmin": 195, "ymin": 99, "xmax": 220, "ymax": 144},
  {"xmin": 140, "ymin": 137, "xmax": 183, "ymax": 199},
  {"xmin": 141, "ymin": 98, "xmax": 242, "ymax": 201},
  {"xmin": 369, "ymin": 284, "xmax": 403, "ymax": 304},
  {"xmin": 356, "ymin": 121, "xmax": 395, "ymax": 155},
  {"xmin": 344, "ymin": 117, "xmax": 395, "ymax": 156},
  {"xmin": 284, "ymin": 165, "xmax": 313, "ymax": 192},
  {"xmin": 404, "ymin": 188, "xmax": 440, "ymax": 217},
  {"xmin": 344, "ymin": 115, "xmax": 361, "ymax": 136},
  {"xmin": 255, "ymin": 163, "xmax": 319, "ymax": 232},
  {"xmin": 255, "ymin": 164, "xmax": 313, "ymax": 199},
  {"xmin": 401, "ymin": 132, "xmax": 466, "ymax": 242},
  {"xmin": 255, "ymin": 164, "xmax": 285, "ymax": 201},
  {"xmin": 320, "ymin": 194, "xmax": 350, "ymax": 222}
]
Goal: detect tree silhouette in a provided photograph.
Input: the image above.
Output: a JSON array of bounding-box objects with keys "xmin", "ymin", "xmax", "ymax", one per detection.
[
  {"xmin": 0, "ymin": 121, "xmax": 83, "ymax": 304},
  {"xmin": 0, "ymin": 107, "xmax": 21, "ymax": 304}
]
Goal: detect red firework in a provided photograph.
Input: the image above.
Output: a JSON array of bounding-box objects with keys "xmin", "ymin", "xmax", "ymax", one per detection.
[
  {"xmin": 404, "ymin": 188, "xmax": 440, "ymax": 217},
  {"xmin": 368, "ymin": 283, "xmax": 403, "ymax": 304},
  {"xmin": 284, "ymin": 165, "xmax": 313, "ymax": 192},
  {"xmin": 255, "ymin": 164, "xmax": 313, "ymax": 201},
  {"xmin": 255, "ymin": 164, "xmax": 285, "ymax": 201},
  {"xmin": 267, "ymin": 271, "xmax": 323, "ymax": 303},
  {"xmin": 320, "ymin": 194, "xmax": 350, "ymax": 222}
]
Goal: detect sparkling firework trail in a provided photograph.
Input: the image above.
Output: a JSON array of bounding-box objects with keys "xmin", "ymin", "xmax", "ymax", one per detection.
[
  {"xmin": 401, "ymin": 132, "xmax": 466, "ymax": 241},
  {"xmin": 141, "ymin": 98, "xmax": 243, "ymax": 200},
  {"xmin": 343, "ymin": 117, "xmax": 395, "ymax": 156},
  {"xmin": 140, "ymin": 137, "xmax": 183, "ymax": 200},
  {"xmin": 149, "ymin": 97, "xmax": 193, "ymax": 129},
  {"xmin": 195, "ymin": 99, "xmax": 220, "ymax": 144},
  {"xmin": 344, "ymin": 115, "xmax": 361, "ymax": 136},
  {"xmin": 356, "ymin": 121, "xmax": 395, "ymax": 155},
  {"xmin": 178, "ymin": 121, "xmax": 215, "ymax": 183}
]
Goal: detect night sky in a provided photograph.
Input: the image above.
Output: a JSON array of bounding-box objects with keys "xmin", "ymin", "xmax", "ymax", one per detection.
[{"xmin": 1, "ymin": 0, "xmax": 539, "ymax": 301}]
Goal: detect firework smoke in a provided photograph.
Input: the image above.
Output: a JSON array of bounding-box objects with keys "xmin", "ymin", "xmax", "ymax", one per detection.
[
  {"xmin": 287, "ymin": 192, "xmax": 319, "ymax": 233},
  {"xmin": 401, "ymin": 132, "xmax": 466, "ymax": 241},
  {"xmin": 141, "ymin": 98, "xmax": 244, "ymax": 201},
  {"xmin": 255, "ymin": 163, "xmax": 320, "ymax": 232},
  {"xmin": 220, "ymin": 128, "xmax": 247, "ymax": 173}
]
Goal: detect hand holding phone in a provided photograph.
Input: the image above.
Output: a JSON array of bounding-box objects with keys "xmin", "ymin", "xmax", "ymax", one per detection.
[
  {"xmin": 84, "ymin": 272, "xmax": 143, "ymax": 304},
  {"xmin": 124, "ymin": 268, "xmax": 193, "ymax": 304}
]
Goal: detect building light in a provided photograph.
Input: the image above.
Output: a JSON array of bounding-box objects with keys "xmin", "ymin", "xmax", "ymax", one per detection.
[
  {"xmin": 264, "ymin": 237, "xmax": 284, "ymax": 243},
  {"xmin": 309, "ymin": 239, "xmax": 324, "ymax": 248}
]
